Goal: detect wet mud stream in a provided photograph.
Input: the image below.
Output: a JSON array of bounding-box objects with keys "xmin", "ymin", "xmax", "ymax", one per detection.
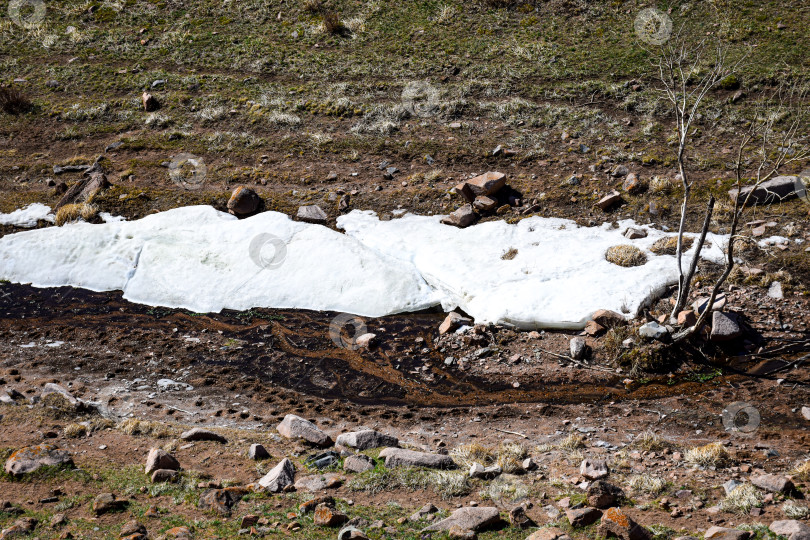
[{"xmin": 0, "ymin": 283, "xmax": 804, "ymax": 408}]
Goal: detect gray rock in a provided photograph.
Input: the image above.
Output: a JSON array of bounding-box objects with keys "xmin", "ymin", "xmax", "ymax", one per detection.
[
  {"xmin": 598, "ymin": 190, "xmax": 622, "ymax": 210},
  {"xmin": 422, "ymin": 506, "xmax": 501, "ymax": 532},
  {"xmin": 379, "ymin": 448, "xmax": 456, "ymax": 470},
  {"xmin": 408, "ymin": 503, "xmax": 438, "ymax": 522},
  {"xmin": 92, "ymin": 493, "xmax": 124, "ymax": 515},
  {"xmin": 704, "ymin": 526, "xmax": 750, "ymax": 540},
  {"xmin": 180, "ymin": 428, "xmax": 227, "ymax": 443},
  {"xmin": 277, "ymin": 414, "xmax": 332, "ymax": 447},
  {"xmin": 569, "ymin": 337, "xmax": 587, "ymax": 360},
  {"xmin": 343, "ymin": 454, "xmax": 375, "ymax": 473},
  {"xmin": 227, "ymin": 186, "xmax": 262, "ymax": 217},
  {"xmin": 522, "ymin": 457, "xmax": 538, "ymax": 471},
  {"xmin": 723, "ymin": 479, "xmax": 742, "ymax": 495},
  {"xmin": 802, "ymin": 406, "xmax": 810, "ymax": 421},
  {"xmin": 729, "ymin": 176, "xmax": 800, "ymax": 205},
  {"xmin": 145, "ymin": 448, "xmax": 180, "ymax": 474},
  {"xmin": 750, "ymin": 474, "xmax": 794, "ymax": 494},
  {"xmin": 526, "ymin": 527, "xmax": 571, "ymax": 540},
  {"xmin": 335, "ymin": 430, "xmax": 398, "ymax": 451},
  {"xmin": 248, "ymin": 443, "xmax": 270, "ymax": 460},
  {"xmin": 41, "ymin": 383, "xmax": 80, "ymax": 408},
  {"xmin": 441, "ymin": 204, "xmax": 477, "ymax": 228},
  {"xmin": 611, "ymin": 165, "xmax": 629, "ymax": 177},
  {"xmin": 296, "ymin": 205, "xmax": 328, "ymax": 224},
  {"xmin": 151, "ymin": 469, "xmax": 179, "ymax": 483},
  {"xmin": 639, "ymin": 321, "xmax": 669, "ymax": 340},
  {"xmin": 294, "ymin": 473, "xmax": 343, "ymax": 492},
  {"xmin": 710, "ymin": 311, "xmax": 743, "ymax": 342},
  {"xmin": 769, "ymin": 520, "xmax": 810, "ymax": 540},
  {"xmin": 4, "ymin": 444, "xmax": 73, "ymax": 476},
  {"xmin": 624, "ymin": 227, "xmax": 647, "ymax": 239},
  {"xmin": 257, "ymin": 458, "xmax": 295, "ymax": 492},
  {"xmin": 469, "ymin": 462, "xmax": 502, "ymax": 480},
  {"xmin": 566, "ymin": 507, "xmax": 602, "ymax": 527}
]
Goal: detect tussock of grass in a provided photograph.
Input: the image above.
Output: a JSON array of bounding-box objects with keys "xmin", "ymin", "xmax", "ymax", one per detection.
[
  {"xmin": 783, "ymin": 500, "xmax": 810, "ymax": 520},
  {"xmin": 0, "ymin": 86, "xmax": 32, "ymax": 114},
  {"xmin": 720, "ymin": 483, "xmax": 762, "ymax": 515},
  {"xmin": 606, "ymin": 245, "xmax": 647, "ymax": 267},
  {"xmin": 117, "ymin": 418, "xmax": 174, "ymax": 438},
  {"xmin": 496, "ymin": 443, "xmax": 528, "ymax": 473},
  {"xmin": 55, "ymin": 203, "xmax": 97, "ymax": 226},
  {"xmin": 650, "ymin": 236, "xmax": 694, "ymax": 256},
  {"xmin": 649, "ymin": 176, "xmax": 672, "ymax": 194},
  {"xmin": 631, "ymin": 430, "xmax": 671, "ymax": 452},
  {"xmin": 428, "ymin": 471, "xmax": 471, "ymax": 499},
  {"xmin": 450, "ymin": 443, "xmax": 496, "ymax": 468},
  {"xmin": 558, "ymin": 433, "xmax": 585, "ymax": 451},
  {"xmin": 479, "ymin": 476, "xmax": 529, "ymax": 506},
  {"xmin": 684, "ymin": 442, "xmax": 731, "ymax": 468},
  {"xmin": 792, "ymin": 460, "xmax": 810, "ymax": 482},
  {"xmin": 64, "ymin": 423, "xmax": 87, "ymax": 438},
  {"xmin": 628, "ymin": 473, "xmax": 666, "ymax": 495}
]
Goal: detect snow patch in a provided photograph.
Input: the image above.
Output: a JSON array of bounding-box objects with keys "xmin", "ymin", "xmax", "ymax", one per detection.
[
  {"xmin": 0, "ymin": 203, "xmax": 54, "ymax": 228},
  {"xmin": 0, "ymin": 206, "xmax": 728, "ymax": 329}
]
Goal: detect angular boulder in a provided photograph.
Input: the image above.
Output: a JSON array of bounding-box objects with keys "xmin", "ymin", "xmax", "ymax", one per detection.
[
  {"xmin": 455, "ymin": 171, "xmax": 506, "ymax": 197},
  {"xmin": 580, "ymin": 458, "xmax": 609, "ymax": 480},
  {"xmin": 750, "ymin": 474, "xmax": 795, "ymax": 494},
  {"xmin": 587, "ymin": 480, "xmax": 625, "ymax": 509},
  {"xmin": 343, "ymin": 454, "xmax": 375, "ymax": 473},
  {"xmin": 296, "ymin": 205, "xmax": 328, "ymax": 224},
  {"xmin": 440, "ymin": 204, "xmax": 477, "ymax": 228},
  {"xmin": 769, "ymin": 520, "xmax": 810, "ymax": 540},
  {"xmin": 597, "ymin": 507, "xmax": 651, "ymax": 540},
  {"xmin": 704, "ymin": 526, "xmax": 750, "ymax": 540},
  {"xmin": 257, "ymin": 457, "xmax": 296, "ymax": 492},
  {"xmin": 729, "ymin": 176, "xmax": 800, "ymax": 205},
  {"xmin": 710, "ymin": 311, "xmax": 743, "ymax": 342},
  {"xmin": 227, "ymin": 186, "xmax": 262, "ymax": 217},
  {"xmin": 145, "ymin": 448, "xmax": 180, "ymax": 474},
  {"xmin": 566, "ymin": 507, "xmax": 602, "ymax": 527},
  {"xmin": 277, "ymin": 414, "xmax": 332, "ymax": 447}
]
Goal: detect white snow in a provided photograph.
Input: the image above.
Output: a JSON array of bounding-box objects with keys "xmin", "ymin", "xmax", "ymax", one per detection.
[
  {"xmin": 0, "ymin": 205, "xmax": 728, "ymax": 329},
  {"xmin": 338, "ymin": 211, "xmax": 727, "ymax": 329},
  {"xmin": 0, "ymin": 203, "xmax": 54, "ymax": 227}
]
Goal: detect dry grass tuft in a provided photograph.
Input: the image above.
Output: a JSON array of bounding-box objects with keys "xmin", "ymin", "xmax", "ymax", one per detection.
[
  {"xmin": 649, "ymin": 176, "xmax": 672, "ymax": 194},
  {"xmin": 496, "ymin": 443, "xmax": 527, "ymax": 473},
  {"xmin": 55, "ymin": 203, "xmax": 97, "ymax": 226},
  {"xmin": 684, "ymin": 442, "xmax": 731, "ymax": 468},
  {"xmin": 558, "ymin": 433, "xmax": 585, "ymax": 451},
  {"xmin": 792, "ymin": 460, "xmax": 810, "ymax": 482},
  {"xmin": 451, "ymin": 443, "xmax": 495, "ymax": 468},
  {"xmin": 0, "ymin": 86, "xmax": 32, "ymax": 114},
  {"xmin": 782, "ymin": 500, "xmax": 810, "ymax": 520},
  {"xmin": 322, "ymin": 10, "xmax": 346, "ymax": 35},
  {"xmin": 628, "ymin": 473, "xmax": 666, "ymax": 495},
  {"xmin": 631, "ymin": 429, "xmax": 671, "ymax": 452},
  {"xmin": 719, "ymin": 483, "xmax": 762, "ymax": 515},
  {"xmin": 118, "ymin": 418, "xmax": 174, "ymax": 438},
  {"xmin": 606, "ymin": 245, "xmax": 647, "ymax": 267},
  {"xmin": 64, "ymin": 423, "xmax": 87, "ymax": 438},
  {"xmin": 428, "ymin": 471, "xmax": 471, "ymax": 499},
  {"xmin": 650, "ymin": 236, "xmax": 693, "ymax": 256}
]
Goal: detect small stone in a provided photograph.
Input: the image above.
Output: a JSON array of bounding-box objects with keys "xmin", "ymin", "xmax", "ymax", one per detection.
[
  {"xmin": 296, "ymin": 205, "xmax": 328, "ymax": 224},
  {"xmin": 314, "ymin": 503, "xmax": 349, "ymax": 527},
  {"xmin": 802, "ymin": 406, "xmax": 810, "ymax": 421},
  {"xmin": 639, "ymin": 321, "xmax": 669, "ymax": 341},
  {"xmin": 92, "ymin": 493, "xmax": 124, "ymax": 515},
  {"xmin": 300, "ymin": 496, "xmax": 335, "ymax": 514},
  {"xmin": 227, "ymin": 186, "xmax": 262, "ymax": 217},
  {"xmin": 472, "ymin": 196, "xmax": 498, "ymax": 212},
  {"xmin": 597, "ymin": 507, "xmax": 651, "ymax": 540},
  {"xmin": 455, "ymin": 171, "xmax": 506, "ymax": 197},
  {"xmin": 526, "ymin": 527, "xmax": 570, "ymax": 540},
  {"xmin": 597, "ymin": 191, "xmax": 622, "ymax": 210},
  {"xmin": 569, "ymin": 337, "xmax": 587, "ymax": 360},
  {"xmin": 710, "ymin": 311, "xmax": 743, "ymax": 342},
  {"xmin": 120, "ymin": 520, "xmax": 147, "ymax": 537},
  {"xmin": 248, "ymin": 443, "xmax": 270, "ymax": 460},
  {"xmin": 198, "ymin": 487, "xmax": 247, "ymax": 516},
  {"xmin": 441, "ymin": 204, "xmax": 477, "ymax": 228},
  {"xmin": 592, "ymin": 309, "xmax": 627, "ymax": 329},
  {"xmin": 587, "ymin": 480, "xmax": 625, "ymax": 509},
  {"xmin": 343, "ymin": 454, "xmax": 375, "ymax": 473},
  {"xmin": 584, "ymin": 321, "xmax": 606, "ymax": 336},
  {"xmin": 509, "ymin": 505, "xmax": 535, "ymax": 529},
  {"xmin": 439, "ymin": 312, "xmax": 473, "ymax": 334},
  {"xmin": 624, "ymin": 227, "xmax": 647, "ymax": 239},
  {"xmin": 622, "ymin": 173, "xmax": 643, "ymax": 194},
  {"xmin": 611, "ymin": 165, "xmax": 629, "ymax": 177},
  {"xmin": 151, "ymin": 469, "xmax": 178, "ymax": 483},
  {"xmin": 579, "ymin": 459, "xmax": 608, "ymax": 480},
  {"xmin": 408, "ymin": 503, "xmax": 438, "ymax": 522},
  {"xmin": 142, "ymin": 92, "xmax": 159, "ymax": 112},
  {"xmin": 469, "ymin": 462, "xmax": 502, "ymax": 480},
  {"xmin": 677, "ymin": 310, "xmax": 697, "ymax": 327}
]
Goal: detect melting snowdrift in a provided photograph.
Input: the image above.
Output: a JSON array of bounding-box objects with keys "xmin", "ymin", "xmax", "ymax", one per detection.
[
  {"xmin": 0, "ymin": 205, "xmax": 727, "ymax": 329},
  {"xmin": 0, "ymin": 203, "xmax": 54, "ymax": 227}
]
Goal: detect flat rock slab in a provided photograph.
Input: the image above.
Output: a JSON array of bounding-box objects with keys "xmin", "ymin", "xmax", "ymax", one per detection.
[
  {"xmin": 294, "ymin": 473, "xmax": 344, "ymax": 492},
  {"xmin": 297, "ymin": 205, "xmax": 328, "ymax": 224},
  {"xmin": 277, "ymin": 414, "xmax": 331, "ymax": 447},
  {"xmin": 711, "ymin": 311, "xmax": 743, "ymax": 342},
  {"xmin": 257, "ymin": 458, "xmax": 295, "ymax": 492},
  {"xmin": 566, "ymin": 507, "xmax": 602, "ymax": 527},
  {"xmin": 343, "ymin": 454, "xmax": 375, "ymax": 473},
  {"xmin": 751, "ymin": 474, "xmax": 795, "ymax": 494},
  {"xmin": 379, "ymin": 448, "xmax": 456, "ymax": 469},
  {"xmin": 180, "ymin": 428, "xmax": 227, "ymax": 443},
  {"xmin": 704, "ymin": 526, "xmax": 750, "ymax": 540},
  {"xmin": 526, "ymin": 527, "xmax": 572, "ymax": 540},
  {"xmin": 422, "ymin": 506, "xmax": 501, "ymax": 532},
  {"xmin": 729, "ymin": 176, "xmax": 800, "ymax": 205},
  {"xmin": 335, "ymin": 430, "xmax": 398, "ymax": 450},
  {"xmin": 4, "ymin": 444, "xmax": 73, "ymax": 476},
  {"xmin": 769, "ymin": 520, "xmax": 810, "ymax": 540}
]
